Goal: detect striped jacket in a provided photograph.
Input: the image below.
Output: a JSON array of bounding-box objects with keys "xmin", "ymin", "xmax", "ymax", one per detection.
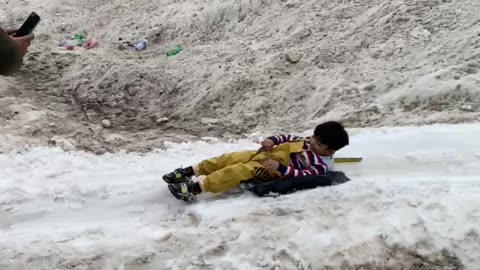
[{"xmin": 267, "ymin": 134, "xmax": 334, "ymax": 178}]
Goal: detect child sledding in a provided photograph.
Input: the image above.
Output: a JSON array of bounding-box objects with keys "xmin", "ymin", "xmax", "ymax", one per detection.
[{"xmin": 163, "ymin": 121, "xmax": 350, "ymax": 202}]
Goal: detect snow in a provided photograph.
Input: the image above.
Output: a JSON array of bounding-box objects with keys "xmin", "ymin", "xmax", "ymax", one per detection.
[{"xmin": 1, "ymin": 124, "xmax": 480, "ymax": 269}]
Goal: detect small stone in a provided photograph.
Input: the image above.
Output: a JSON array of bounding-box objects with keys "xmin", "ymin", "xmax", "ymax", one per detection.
[
  {"xmin": 363, "ymin": 84, "xmax": 376, "ymax": 91},
  {"xmin": 460, "ymin": 104, "xmax": 474, "ymax": 112},
  {"xmin": 156, "ymin": 117, "xmax": 170, "ymax": 124},
  {"xmin": 201, "ymin": 137, "xmax": 219, "ymax": 143},
  {"xmin": 200, "ymin": 118, "xmax": 221, "ymax": 125},
  {"xmin": 48, "ymin": 122, "xmax": 57, "ymax": 128},
  {"xmin": 104, "ymin": 133, "xmax": 129, "ymax": 144},
  {"xmin": 48, "ymin": 136, "xmax": 76, "ymax": 151},
  {"xmin": 102, "ymin": 119, "xmax": 111, "ymax": 128},
  {"xmin": 285, "ymin": 51, "xmax": 301, "ymax": 63}
]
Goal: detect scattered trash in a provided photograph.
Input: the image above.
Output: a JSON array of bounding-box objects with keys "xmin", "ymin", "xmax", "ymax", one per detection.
[
  {"xmin": 71, "ymin": 34, "xmax": 84, "ymax": 46},
  {"xmin": 59, "ymin": 39, "xmax": 76, "ymax": 48},
  {"xmin": 59, "ymin": 33, "xmax": 99, "ymax": 50},
  {"xmin": 134, "ymin": 39, "xmax": 148, "ymax": 51},
  {"xmin": 74, "ymin": 34, "xmax": 88, "ymax": 46},
  {"xmin": 166, "ymin": 45, "xmax": 183, "ymax": 56},
  {"xmin": 84, "ymin": 38, "xmax": 99, "ymax": 49},
  {"xmin": 117, "ymin": 38, "xmax": 148, "ymax": 51}
]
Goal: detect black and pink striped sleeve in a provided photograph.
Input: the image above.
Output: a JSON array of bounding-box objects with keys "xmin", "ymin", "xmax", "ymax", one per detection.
[
  {"xmin": 276, "ymin": 152, "xmax": 329, "ymax": 178},
  {"xmin": 267, "ymin": 134, "xmax": 302, "ymax": 145}
]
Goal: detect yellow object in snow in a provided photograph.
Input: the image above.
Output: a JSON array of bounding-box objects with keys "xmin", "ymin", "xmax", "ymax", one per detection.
[{"xmin": 333, "ymin": 157, "xmax": 363, "ymax": 163}]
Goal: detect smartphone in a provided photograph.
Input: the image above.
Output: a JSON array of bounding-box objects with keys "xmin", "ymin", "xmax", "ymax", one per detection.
[{"xmin": 13, "ymin": 12, "xmax": 41, "ymax": 37}]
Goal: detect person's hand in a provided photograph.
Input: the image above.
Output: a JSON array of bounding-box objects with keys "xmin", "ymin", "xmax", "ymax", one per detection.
[
  {"xmin": 11, "ymin": 33, "xmax": 35, "ymax": 57},
  {"xmin": 263, "ymin": 159, "xmax": 279, "ymax": 171},
  {"xmin": 260, "ymin": 138, "xmax": 275, "ymax": 152},
  {"xmin": 6, "ymin": 29, "xmax": 35, "ymax": 57},
  {"xmin": 0, "ymin": 28, "xmax": 34, "ymax": 75},
  {"xmin": 6, "ymin": 29, "xmax": 17, "ymax": 35}
]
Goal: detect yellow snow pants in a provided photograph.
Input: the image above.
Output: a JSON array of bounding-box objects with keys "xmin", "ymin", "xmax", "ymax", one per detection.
[{"xmin": 198, "ymin": 141, "xmax": 305, "ymax": 193}]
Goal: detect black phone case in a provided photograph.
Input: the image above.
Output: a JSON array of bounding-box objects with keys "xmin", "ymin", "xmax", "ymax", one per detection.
[{"xmin": 14, "ymin": 12, "xmax": 41, "ymax": 37}]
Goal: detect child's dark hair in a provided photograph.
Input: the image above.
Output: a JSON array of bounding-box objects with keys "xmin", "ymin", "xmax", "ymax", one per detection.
[{"xmin": 314, "ymin": 121, "xmax": 349, "ymax": 151}]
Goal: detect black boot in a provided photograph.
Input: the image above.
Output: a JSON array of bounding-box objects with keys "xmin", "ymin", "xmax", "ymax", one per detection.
[
  {"xmin": 162, "ymin": 167, "xmax": 194, "ymax": 184},
  {"xmin": 168, "ymin": 181, "xmax": 202, "ymax": 202}
]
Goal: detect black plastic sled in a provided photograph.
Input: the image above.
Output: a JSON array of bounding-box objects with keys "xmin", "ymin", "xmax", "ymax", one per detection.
[{"xmin": 237, "ymin": 171, "xmax": 351, "ymax": 197}]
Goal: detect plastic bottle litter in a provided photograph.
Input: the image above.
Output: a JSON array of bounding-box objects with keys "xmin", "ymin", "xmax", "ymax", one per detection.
[
  {"xmin": 84, "ymin": 38, "xmax": 99, "ymax": 49},
  {"xmin": 59, "ymin": 39, "xmax": 76, "ymax": 47},
  {"xmin": 59, "ymin": 39, "xmax": 76, "ymax": 50},
  {"xmin": 134, "ymin": 39, "xmax": 148, "ymax": 51},
  {"xmin": 166, "ymin": 45, "xmax": 183, "ymax": 56},
  {"xmin": 59, "ymin": 33, "xmax": 93, "ymax": 51},
  {"xmin": 73, "ymin": 34, "xmax": 88, "ymax": 46}
]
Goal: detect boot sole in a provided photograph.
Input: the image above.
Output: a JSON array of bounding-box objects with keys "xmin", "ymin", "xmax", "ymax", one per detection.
[{"xmin": 168, "ymin": 184, "xmax": 197, "ymax": 202}]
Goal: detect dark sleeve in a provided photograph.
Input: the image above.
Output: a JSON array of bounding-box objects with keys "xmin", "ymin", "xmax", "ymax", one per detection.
[{"xmin": 0, "ymin": 27, "xmax": 23, "ymax": 76}]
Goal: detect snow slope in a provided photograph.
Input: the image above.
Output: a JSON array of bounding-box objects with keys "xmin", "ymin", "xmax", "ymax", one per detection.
[{"xmin": 1, "ymin": 124, "xmax": 480, "ymax": 269}]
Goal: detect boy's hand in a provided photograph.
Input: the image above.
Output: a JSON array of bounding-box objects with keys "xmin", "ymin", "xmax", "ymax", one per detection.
[
  {"xmin": 260, "ymin": 138, "xmax": 275, "ymax": 152},
  {"xmin": 263, "ymin": 159, "xmax": 279, "ymax": 171}
]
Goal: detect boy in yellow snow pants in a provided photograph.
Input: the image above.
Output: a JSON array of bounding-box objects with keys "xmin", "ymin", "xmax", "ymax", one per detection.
[{"xmin": 163, "ymin": 121, "xmax": 349, "ymax": 202}]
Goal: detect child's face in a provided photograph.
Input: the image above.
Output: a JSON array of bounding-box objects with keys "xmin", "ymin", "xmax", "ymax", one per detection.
[{"xmin": 310, "ymin": 135, "xmax": 335, "ymax": 156}]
